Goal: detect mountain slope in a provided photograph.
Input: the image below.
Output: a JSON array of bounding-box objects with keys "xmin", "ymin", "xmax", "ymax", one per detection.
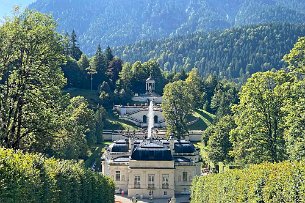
[
  {"xmin": 114, "ymin": 24, "xmax": 305, "ymax": 80},
  {"xmin": 29, "ymin": 0, "xmax": 305, "ymax": 54}
]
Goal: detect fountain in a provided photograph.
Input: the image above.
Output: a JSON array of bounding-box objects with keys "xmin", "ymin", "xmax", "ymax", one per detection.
[{"xmin": 147, "ymin": 100, "xmax": 154, "ymax": 138}]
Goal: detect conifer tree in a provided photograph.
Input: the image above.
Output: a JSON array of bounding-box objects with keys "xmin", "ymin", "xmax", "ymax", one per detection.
[
  {"xmin": 91, "ymin": 45, "xmax": 107, "ymax": 89},
  {"xmin": 107, "ymin": 57, "xmax": 122, "ymax": 89},
  {"xmin": 70, "ymin": 30, "xmax": 82, "ymax": 60},
  {"xmin": 105, "ymin": 46, "xmax": 114, "ymax": 64}
]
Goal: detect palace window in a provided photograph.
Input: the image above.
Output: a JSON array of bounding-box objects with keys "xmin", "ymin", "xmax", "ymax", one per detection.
[
  {"xmin": 154, "ymin": 115, "xmax": 158, "ymax": 123},
  {"xmin": 148, "ymin": 174, "xmax": 155, "ymax": 189},
  {"xmin": 134, "ymin": 176, "xmax": 140, "ymax": 189},
  {"xmin": 183, "ymin": 172, "xmax": 187, "ymax": 182},
  {"xmin": 143, "ymin": 115, "xmax": 147, "ymax": 123},
  {"xmin": 162, "ymin": 174, "xmax": 169, "ymax": 189},
  {"xmin": 115, "ymin": 171, "xmax": 120, "ymax": 181}
]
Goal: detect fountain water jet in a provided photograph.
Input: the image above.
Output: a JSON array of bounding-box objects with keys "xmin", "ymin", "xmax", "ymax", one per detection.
[{"xmin": 147, "ymin": 100, "xmax": 154, "ymax": 138}]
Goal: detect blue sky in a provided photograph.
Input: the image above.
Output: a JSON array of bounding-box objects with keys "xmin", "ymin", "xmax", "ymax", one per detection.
[{"xmin": 0, "ymin": 0, "xmax": 35, "ymax": 19}]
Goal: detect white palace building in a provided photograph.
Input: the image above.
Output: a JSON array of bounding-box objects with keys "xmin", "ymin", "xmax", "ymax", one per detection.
[
  {"xmin": 101, "ymin": 137, "xmax": 202, "ymax": 199},
  {"xmin": 102, "ymin": 76, "xmax": 202, "ymax": 199}
]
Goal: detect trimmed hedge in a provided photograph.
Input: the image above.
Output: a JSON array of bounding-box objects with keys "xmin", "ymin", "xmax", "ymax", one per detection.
[
  {"xmin": 0, "ymin": 148, "xmax": 114, "ymax": 203},
  {"xmin": 191, "ymin": 161, "xmax": 305, "ymax": 203}
]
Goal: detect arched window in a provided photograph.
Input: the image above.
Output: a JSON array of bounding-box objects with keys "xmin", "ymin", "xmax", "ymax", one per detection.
[
  {"xmin": 154, "ymin": 115, "xmax": 158, "ymax": 123},
  {"xmin": 143, "ymin": 115, "xmax": 147, "ymax": 123}
]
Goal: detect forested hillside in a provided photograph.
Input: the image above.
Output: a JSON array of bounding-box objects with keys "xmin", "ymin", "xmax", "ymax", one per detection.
[
  {"xmin": 29, "ymin": 0, "xmax": 305, "ymax": 54},
  {"xmin": 115, "ymin": 24, "xmax": 305, "ymax": 80}
]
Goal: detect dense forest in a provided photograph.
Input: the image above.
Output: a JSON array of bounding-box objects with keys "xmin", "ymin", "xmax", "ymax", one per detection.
[
  {"xmin": 115, "ymin": 23, "xmax": 305, "ymax": 80},
  {"xmin": 29, "ymin": 0, "xmax": 305, "ymax": 54},
  {"xmin": 61, "ymin": 34, "xmax": 237, "ymax": 125}
]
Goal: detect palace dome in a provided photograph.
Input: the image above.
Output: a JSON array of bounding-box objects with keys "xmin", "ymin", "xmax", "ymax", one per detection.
[
  {"xmin": 174, "ymin": 141, "xmax": 196, "ymax": 153},
  {"xmin": 131, "ymin": 141, "xmax": 172, "ymax": 161},
  {"xmin": 109, "ymin": 140, "xmax": 129, "ymax": 152}
]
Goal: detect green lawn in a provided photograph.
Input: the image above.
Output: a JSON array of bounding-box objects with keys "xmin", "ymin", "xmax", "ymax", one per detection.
[
  {"xmin": 64, "ymin": 88, "xmax": 100, "ymax": 107},
  {"xmin": 187, "ymin": 109, "xmax": 215, "ymax": 130},
  {"xmin": 104, "ymin": 109, "xmax": 140, "ymax": 130},
  {"xmin": 105, "ymin": 108, "xmax": 215, "ymax": 131},
  {"xmin": 196, "ymin": 109, "xmax": 216, "ymax": 122}
]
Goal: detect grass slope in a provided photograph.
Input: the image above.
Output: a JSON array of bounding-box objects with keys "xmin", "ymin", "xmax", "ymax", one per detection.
[
  {"xmin": 104, "ymin": 110, "xmax": 140, "ymax": 130},
  {"xmin": 188, "ymin": 109, "xmax": 216, "ymax": 130},
  {"xmin": 64, "ymin": 88, "xmax": 100, "ymax": 107}
]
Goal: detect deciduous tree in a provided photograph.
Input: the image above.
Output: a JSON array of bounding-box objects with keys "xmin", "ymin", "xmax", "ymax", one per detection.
[
  {"xmin": 162, "ymin": 80, "xmax": 193, "ymax": 138},
  {"xmin": 230, "ymin": 71, "xmax": 291, "ymax": 164},
  {"xmin": 204, "ymin": 115, "xmax": 235, "ymax": 164},
  {"xmin": 0, "ymin": 10, "xmax": 66, "ymax": 150},
  {"xmin": 186, "ymin": 68, "xmax": 205, "ymax": 109},
  {"xmin": 211, "ymin": 80, "xmax": 239, "ymax": 119}
]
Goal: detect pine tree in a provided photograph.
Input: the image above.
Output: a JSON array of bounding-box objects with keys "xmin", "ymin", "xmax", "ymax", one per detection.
[
  {"xmin": 91, "ymin": 45, "xmax": 107, "ymax": 89},
  {"xmin": 70, "ymin": 30, "xmax": 82, "ymax": 60},
  {"xmin": 107, "ymin": 57, "xmax": 122, "ymax": 89},
  {"xmin": 105, "ymin": 46, "xmax": 114, "ymax": 64}
]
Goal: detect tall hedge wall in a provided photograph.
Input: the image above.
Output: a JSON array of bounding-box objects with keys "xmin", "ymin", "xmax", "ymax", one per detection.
[
  {"xmin": 191, "ymin": 161, "xmax": 305, "ymax": 203},
  {"xmin": 0, "ymin": 148, "xmax": 114, "ymax": 203}
]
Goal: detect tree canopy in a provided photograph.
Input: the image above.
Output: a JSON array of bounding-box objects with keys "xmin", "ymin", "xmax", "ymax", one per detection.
[
  {"xmin": 0, "ymin": 10, "xmax": 66, "ymax": 150},
  {"xmin": 162, "ymin": 80, "xmax": 193, "ymax": 138},
  {"xmin": 0, "ymin": 11, "xmax": 102, "ymax": 160}
]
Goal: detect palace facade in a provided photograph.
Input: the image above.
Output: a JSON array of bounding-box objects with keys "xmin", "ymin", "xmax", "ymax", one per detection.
[{"xmin": 101, "ymin": 137, "xmax": 202, "ymax": 199}]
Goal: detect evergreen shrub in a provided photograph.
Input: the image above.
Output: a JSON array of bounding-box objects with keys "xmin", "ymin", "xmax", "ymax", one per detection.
[
  {"xmin": 0, "ymin": 148, "xmax": 114, "ymax": 203},
  {"xmin": 191, "ymin": 161, "xmax": 305, "ymax": 202}
]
